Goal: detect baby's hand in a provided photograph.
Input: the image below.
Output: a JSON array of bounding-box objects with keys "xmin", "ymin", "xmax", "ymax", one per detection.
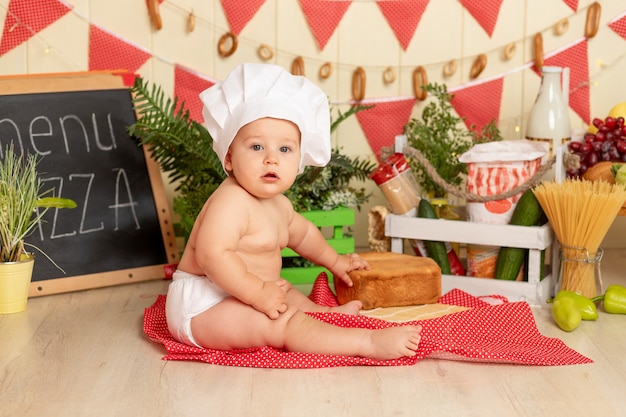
[
  {"xmin": 251, "ymin": 280, "xmax": 288, "ymax": 319},
  {"xmin": 274, "ymin": 278, "xmax": 291, "ymax": 293},
  {"xmin": 330, "ymin": 253, "xmax": 370, "ymax": 287}
]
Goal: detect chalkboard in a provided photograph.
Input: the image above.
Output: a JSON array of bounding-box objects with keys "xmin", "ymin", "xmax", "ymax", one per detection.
[{"xmin": 0, "ymin": 72, "xmax": 179, "ymax": 296}]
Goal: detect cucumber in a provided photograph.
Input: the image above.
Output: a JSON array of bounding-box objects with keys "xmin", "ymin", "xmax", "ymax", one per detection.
[
  {"xmin": 495, "ymin": 188, "xmax": 546, "ymax": 280},
  {"xmin": 417, "ymin": 199, "xmax": 451, "ymax": 274}
]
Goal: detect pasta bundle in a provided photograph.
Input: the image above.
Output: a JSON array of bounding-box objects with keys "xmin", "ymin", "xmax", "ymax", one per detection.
[{"xmin": 533, "ymin": 179, "xmax": 626, "ymax": 297}]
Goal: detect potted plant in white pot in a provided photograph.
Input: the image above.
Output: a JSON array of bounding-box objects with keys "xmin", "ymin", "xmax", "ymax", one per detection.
[{"xmin": 0, "ymin": 146, "xmax": 76, "ymax": 314}]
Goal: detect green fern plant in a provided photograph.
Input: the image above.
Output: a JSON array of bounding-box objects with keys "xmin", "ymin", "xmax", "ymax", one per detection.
[
  {"xmin": 128, "ymin": 77, "xmax": 225, "ymax": 239},
  {"xmin": 127, "ymin": 78, "xmax": 375, "ymax": 240},
  {"xmin": 404, "ymin": 83, "xmax": 472, "ymax": 199},
  {"xmin": 403, "ymin": 82, "xmax": 502, "ymax": 199}
]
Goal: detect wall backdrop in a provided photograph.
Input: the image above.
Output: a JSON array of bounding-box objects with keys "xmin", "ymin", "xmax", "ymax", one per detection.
[{"xmin": 1, "ymin": 0, "xmax": 625, "ymax": 247}]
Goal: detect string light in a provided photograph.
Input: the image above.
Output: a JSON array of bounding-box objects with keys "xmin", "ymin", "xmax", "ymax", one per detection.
[
  {"xmin": 1, "ymin": 1, "xmax": 617, "ymax": 84},
  {"xmin": 153, "ymin": 1, "xmax": 606, "ymax": 74}
]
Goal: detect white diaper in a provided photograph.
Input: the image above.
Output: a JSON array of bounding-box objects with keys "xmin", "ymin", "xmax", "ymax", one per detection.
[{"xmin": 165, "ymin": 270, "xmax": 230, "ymax": 348}]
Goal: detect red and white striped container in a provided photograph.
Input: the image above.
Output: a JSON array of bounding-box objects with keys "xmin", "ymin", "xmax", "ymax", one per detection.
[
  {"xmin": 460, "ymin": 140, "xmax": 547, "ymax": 225},
  {"xmin": 459, "ymin": 140, "xmax": 546, "ymax": 278}
]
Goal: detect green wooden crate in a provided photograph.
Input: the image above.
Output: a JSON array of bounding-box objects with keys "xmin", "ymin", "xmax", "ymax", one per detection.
[{"xmin": 281, "ymin": 207, "xmax": 355, "ymax": 285}]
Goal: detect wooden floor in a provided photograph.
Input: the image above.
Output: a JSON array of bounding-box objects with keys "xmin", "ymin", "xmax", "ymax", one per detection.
[{"xmin": 2, "ymin": 249, "xmax": 626, "ymax": 417}]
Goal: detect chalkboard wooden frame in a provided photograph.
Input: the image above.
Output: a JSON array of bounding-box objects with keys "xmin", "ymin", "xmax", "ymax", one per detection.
[{"xmin": 0, "ymin": 72, "xmax": 179, "ymax": 296}]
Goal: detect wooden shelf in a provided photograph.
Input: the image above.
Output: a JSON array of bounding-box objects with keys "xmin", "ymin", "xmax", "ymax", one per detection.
[{"xmin": 384, "ymin": 215, "xmax": 555, "ymax": 306}]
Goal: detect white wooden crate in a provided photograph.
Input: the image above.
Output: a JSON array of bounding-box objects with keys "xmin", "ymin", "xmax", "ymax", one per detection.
[{"xmin": 385, "ymin": 214, "xmax": 555, "ymax": 306}]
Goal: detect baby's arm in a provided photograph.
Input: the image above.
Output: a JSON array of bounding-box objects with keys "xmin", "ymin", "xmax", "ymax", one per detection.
[
  {"xmin": 198, "ymin": 230, "xmax": 288, "ymax": 319},
  {"xmin": 287, "ymin": 211, "xmax": 369, "ymax": 286},
  {"xmin": 200, "ymin": 241, "xmax": 287, "ymax": 319},
  {"xmin": 247, "ymin": 280, "xmax": 289, "ymax": 319}
]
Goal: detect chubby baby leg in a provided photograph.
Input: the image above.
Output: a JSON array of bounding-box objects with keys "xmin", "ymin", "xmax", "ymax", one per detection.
[
  {"xmin": 283, "ymin": 281, "xmax": 362, "ymax": 315},
  {"xmin": 366, "ymin": 326, "xmax": 422, "ymax": 360},
  {"xmin": 191, "ymin": 298, "xmax": 421, "ymax": 360},
  {"xmin": 280, "ymin": 306, "xmax": 421, "ymax": 360}
]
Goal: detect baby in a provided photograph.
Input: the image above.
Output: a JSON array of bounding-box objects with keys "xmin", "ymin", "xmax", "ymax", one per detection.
[{"xmin": 165, "ymin": 63, "xmax": 421, "ymax": 360}]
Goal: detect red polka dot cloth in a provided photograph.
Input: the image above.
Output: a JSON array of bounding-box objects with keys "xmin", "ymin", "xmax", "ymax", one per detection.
[
  {"xmin": 609, "ymin": 11, "xmax": 626, "ymax": 41},
  {"xmin": 459, "ymin": 0, "xmax": 503, "ymax": 37},
  {"xmin": 220, "ymin": 0, "xmax": 266, "ymax": 36},
  {"xmin": 563, "ymin": 0, "xmax": 578, "ymax": 12},
  {"xmin": 143, "ymin": 273, "xmax": 592, "ymax": 368},
  {"xmin": 355, "ymin": 98, "xmax": 415, "ymax": 162},
  {"xmin": 450, "ymin": 77, "xmax": 504, "ymax": 133},
  {"xmin": 376, "ymin": 0, "xmax": 430, "ymax": 51},
  {"xmin": 88, "ymin": 25, "xmax": 152, "ymax": 73},
  {"xmin": 298, "ymin": 0, "xmax": 351, "ymax": 51},
  {"xmin": 0, "ymin": 0, "xmax": 72, "ymax": 58}
]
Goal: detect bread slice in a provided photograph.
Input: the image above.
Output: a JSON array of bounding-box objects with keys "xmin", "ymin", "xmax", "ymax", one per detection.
[{"xmin": 334, "ymin": 252, "xmax": 442, "ymax": 309}]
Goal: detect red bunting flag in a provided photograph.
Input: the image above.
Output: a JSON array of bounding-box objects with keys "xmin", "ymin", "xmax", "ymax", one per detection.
[
  {"xmin": 0, "ymin": 0, "xmax": 72, "ymax": 57},
  {"xmin": 376, "ymin": 0, "xmax": 430, "ymax": 51},
  {"xmin": 220, "ymin": 0, "xmax": 266, "ymax": 35},
  {"xmin": 535, "ymin": 38, "xmax": 590, "ymax": 125},
  {"xmin": 562, "ymin": 0, "xmax": 578, "ymax": 11},
  {"xmin": 89, "ymin": 25, "xmax": 152, "ymax": 73},
  {"xmin": 450, "ymin": 77, "xmax": 504, "ymax": 133},
  {"xmin": 298, "ymin": 0, "xmax": 352, "ymax": 51},
  {"xmin": 459, "ymin": 0, "xmax": 503, "ymax": 37},
  {"xmin": 608, "ymin": 11, "xmax": 626, "ymax": 41},
  {"xmin": 355, "ymin": 98, "xmax": 416, "ymax": 161},
  {"xmin": 174, "ymin": 65, "xmax": 218, "ymax": 124}
]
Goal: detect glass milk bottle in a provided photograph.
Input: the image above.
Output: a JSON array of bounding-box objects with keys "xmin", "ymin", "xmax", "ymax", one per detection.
[{"xmin": 525, "ymin": 66, "xmax": 571, "ymax": 180}]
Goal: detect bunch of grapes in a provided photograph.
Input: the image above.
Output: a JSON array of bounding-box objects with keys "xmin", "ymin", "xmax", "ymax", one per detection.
[{"xmin": 566, "ymin": 116, "xmax": 626, "ymax": 178}]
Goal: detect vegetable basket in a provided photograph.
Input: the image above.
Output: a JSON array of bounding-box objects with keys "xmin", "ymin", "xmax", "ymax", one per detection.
[{"xmin": 384, "ymin": 214, "xmax": 555, "ymax": 306}]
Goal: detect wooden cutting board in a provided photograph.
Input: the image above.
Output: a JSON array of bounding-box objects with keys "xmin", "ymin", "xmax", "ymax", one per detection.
[{"xmin": 361, "ymin": 304, "xmax": 468, "ymax": 323}]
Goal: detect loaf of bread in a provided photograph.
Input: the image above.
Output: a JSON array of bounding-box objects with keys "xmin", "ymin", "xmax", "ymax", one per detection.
[{"xmin": 334, "ymin": 252, "xmax": 442, "ymax": 309}]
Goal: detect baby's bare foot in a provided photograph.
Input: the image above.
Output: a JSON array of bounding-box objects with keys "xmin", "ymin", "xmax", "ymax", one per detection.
[
  {"xmin": 330, "ymin": 300, "xmax": 362, "ymax": 315},
  {"xmin": 367, "ymin": 325, "xmax": 422, "ymax": 360}
]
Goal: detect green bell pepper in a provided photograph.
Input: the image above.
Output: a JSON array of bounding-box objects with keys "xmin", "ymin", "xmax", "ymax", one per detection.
[
  {"xmin": 551, "ymin": 297, "xmax": 582, "ymax": 332},
  {"xmin": 593, "ymin": 284, "xmax": 626, "ymax": 315},
  {"xmin": 549, "ymin": 290, "xmax": 599, "ymax": 321}
]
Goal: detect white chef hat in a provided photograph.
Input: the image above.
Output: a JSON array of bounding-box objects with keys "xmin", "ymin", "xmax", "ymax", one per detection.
[{"xmin": 200, "ymin": 63, "xmax": 331, "ymax": 174}]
